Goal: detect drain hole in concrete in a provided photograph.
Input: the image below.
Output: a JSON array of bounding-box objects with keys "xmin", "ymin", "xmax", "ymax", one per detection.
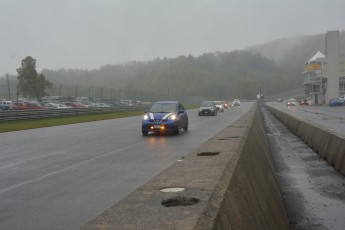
[
  {"xmin": 161, "ymin": 196, "xmax": 199, "ymax": 207},
  {"xmin": 197, "ymin": 151, "xmax": 220, "ymax": 156},
  {"xmin": 177, "ymin": 156, "xmax": 185, "ymax": 162},
  {"xmin": 160, "ymin": 187, "xmax": 185, "ymax": 193}
]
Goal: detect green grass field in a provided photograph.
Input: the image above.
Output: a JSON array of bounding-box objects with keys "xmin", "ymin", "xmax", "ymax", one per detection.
[{"xmin": 0, "ymin": 111, "xmax": 144, "ymax": 133}]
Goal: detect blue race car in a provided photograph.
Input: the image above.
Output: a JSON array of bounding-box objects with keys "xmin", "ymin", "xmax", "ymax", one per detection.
[
  {"xmin": 142, "ymin": 101, "xmax": 188, "ymax": 136},
  {"xmin": 329, "ymin": 98, "xmax": 343, "ymax": 107}
]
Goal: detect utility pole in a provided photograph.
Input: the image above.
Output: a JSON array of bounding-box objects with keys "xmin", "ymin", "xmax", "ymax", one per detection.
[
  {"xmin": 6, "ymin": 74, "xmax": 11, "ymax": 100},
  {"xmin": 59, "ymin": 84, "xmax": 63, "ymax": 107},
  {"xmin": 88, "ymin": 87, "xmax": 92, "ymax": 108},
  {"xmin": 101, "ymin": 88, "xmax": 103, "ymax": 104}
]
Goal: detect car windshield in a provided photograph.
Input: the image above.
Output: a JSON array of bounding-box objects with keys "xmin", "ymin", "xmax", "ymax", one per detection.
[
  {"xmin": 201, "ymin": 101, "xmax": 213, "ymax": 107},
  {"xmin": 331, "ymin": 99, "xmax": 342, "ymax": 102},
  {"xmin": 150, "ymin": 103, "xmax": 177, "ymax": 113}
]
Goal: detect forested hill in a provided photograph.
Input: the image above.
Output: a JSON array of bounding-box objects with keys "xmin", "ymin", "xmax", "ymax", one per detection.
[
  {"xmin": 247, "ymin": 31, "xmax": 345, "ymax": 83},
  {"xmin": 247, "ymin": 31, "xmax": 345, "ymax": 64},
  {"xmin": 42, "ymin": 51, "xmax": 292, "ymax": 99},
  {"xmin": 42, "ymin": 32, "xmax": 345, "ymax": 99}
]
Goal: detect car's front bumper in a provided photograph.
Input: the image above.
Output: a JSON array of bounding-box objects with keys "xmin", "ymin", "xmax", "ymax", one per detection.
[
  {"xmin": 142, "ymin": 120, "xmax": 179, "ymax": 133},
  {"xmin": 198, "ymin": 109, "xmax": 215, "ymax": 115}
]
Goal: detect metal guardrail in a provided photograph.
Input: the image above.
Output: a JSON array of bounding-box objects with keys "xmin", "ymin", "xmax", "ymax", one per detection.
[{"xmin": 0, "ymin": 105, "xmax": 148, "ymax": 122}]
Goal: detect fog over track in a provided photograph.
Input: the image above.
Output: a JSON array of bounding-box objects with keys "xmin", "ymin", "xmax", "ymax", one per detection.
[{"xmin": 0, "ymin": 102, "xmax": 253, "ymax": 230}]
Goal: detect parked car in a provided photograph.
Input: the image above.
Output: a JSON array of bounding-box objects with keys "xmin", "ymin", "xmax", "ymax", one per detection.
[
  {"xmin": 232, "ymin": 99, "xmax": 241, "ymax": 106},
  {"xmin": 0, "ymin": 100, "xmax": 12, "ymax": 105},
  {"xmin": 64, "ymin": 102, "xmax": 87, "ymax": 108},
  {"xmin": 214, "ymin": 101, "xmax": 224, "ymax": 112},
  {"xmin": 0, "ymin": 100, "xmax": 12, "ymax": 110},
  {"xmin": 198, "ymin": 101, "xmax": 217, "ymax": 116},
  {"xmin": 11, "ymin": 102, "xmax": 48, "ymax": 110},
  {"xmin": 329, "ymin": 98, "xmax": 343, "ymax": 107},
  {"xmin": 43, "ymin": 102, "xmax": 71, "ymax": 109},
  {"xmin": 0, "ymin": 103, "xmax": 11, "ymax": 110},
  {"xmin": 299, "ymin": 99, "xmax": 309, "ymax": 105},
  {"xmin": 276, "ymin": 98, "xmax": 283, "ymax": 102},
  {"xmin": 142, "ymin": 101, "xmax": 188, "ymax": 136}
]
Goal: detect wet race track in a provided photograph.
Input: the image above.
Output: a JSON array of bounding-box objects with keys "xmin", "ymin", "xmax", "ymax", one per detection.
[
  {"xmin": 1, "ymin": 101, "xmax": 345, "ymax": 229},
  {"xmin": 262, "ymin": 107, "xmax": 345, "ymax": 230},
  {"xmin": 0, "ymin": 103, "xmax": 253, "ymax": 230}
]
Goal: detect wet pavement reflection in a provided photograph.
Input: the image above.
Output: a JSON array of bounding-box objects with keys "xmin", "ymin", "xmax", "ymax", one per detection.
[{"xmin": 262, "ymin": 107, "xmax": 345, "ymax": 230}]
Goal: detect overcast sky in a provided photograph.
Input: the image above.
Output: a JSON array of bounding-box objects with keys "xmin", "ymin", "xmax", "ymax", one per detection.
[{"xmin": 1, "ymin": 0, "xmax": 344, "ymax": 75}]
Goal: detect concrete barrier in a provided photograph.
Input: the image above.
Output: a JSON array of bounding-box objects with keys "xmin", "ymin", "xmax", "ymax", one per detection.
[
  {"xmin": 82, "ymin": 103, "xmax": 289, "ymax": 230},
  {"xmin": 265, "ymin": 104, "xmax": 345, "ymax": 176}
]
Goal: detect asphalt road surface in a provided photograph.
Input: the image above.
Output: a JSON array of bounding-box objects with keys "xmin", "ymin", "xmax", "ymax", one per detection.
[
  {"xmin": 266, "ymin": 101, "xmax": 345, "ymax": 135},
  {"xmin": 262, "ymin": 107, "xmax": 345, "ymax": 229},
  {"xmin": 0, "ymin": 102, "xmax": 253, "ymax": 230}
]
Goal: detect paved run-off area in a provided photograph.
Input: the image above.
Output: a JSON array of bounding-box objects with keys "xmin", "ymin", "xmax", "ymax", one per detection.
[{"xmin": 262, "ymin": 107, "xmax": 345, "ymax": 230}]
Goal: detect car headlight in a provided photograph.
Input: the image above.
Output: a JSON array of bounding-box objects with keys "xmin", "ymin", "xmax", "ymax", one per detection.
[
  {"xmin": 168, "ymin": 114, "xmax": 177, "ymax": 120},
  {"xmin": 143, "ymin": 114, "xmax": 149, "ymax": 120}
]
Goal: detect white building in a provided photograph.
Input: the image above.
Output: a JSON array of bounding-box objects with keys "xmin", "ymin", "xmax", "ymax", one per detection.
[{"xmin": 303, "ymin": 31, "xmax": 345, "ymax": 105}]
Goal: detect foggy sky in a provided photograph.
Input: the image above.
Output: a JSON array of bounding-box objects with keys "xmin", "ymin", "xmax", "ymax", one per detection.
[{"xmin": 1, "ymin": 0, "xmax": 344, "ymax": 75}]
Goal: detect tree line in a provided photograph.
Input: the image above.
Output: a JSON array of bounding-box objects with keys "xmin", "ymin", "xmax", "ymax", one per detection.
[{"xmin": 2, "ymin": 50, "xmax": 305, "ymax": 101}]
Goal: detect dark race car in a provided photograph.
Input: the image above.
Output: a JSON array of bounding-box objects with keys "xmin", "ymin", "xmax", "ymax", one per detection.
[
  {"xmin": 142, "ymin": 101, "xmax": 188, "ymax": 136},
  {"xmin": 198, "ymin": 101, "xmax": 217, "ymax": 116}
]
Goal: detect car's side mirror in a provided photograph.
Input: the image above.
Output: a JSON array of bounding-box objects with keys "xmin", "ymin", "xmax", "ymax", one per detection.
[{"xmin": 179, "ymin": 110, "xmax": 185, "ymax": 114}]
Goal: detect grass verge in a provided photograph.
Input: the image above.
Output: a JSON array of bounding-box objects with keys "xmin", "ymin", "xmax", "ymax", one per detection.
[{"xmin": 0, "ymin": 110, "xmax": 144, "ymax": 133}]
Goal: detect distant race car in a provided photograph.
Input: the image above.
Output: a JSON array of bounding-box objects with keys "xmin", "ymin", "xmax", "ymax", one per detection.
[
  {"xmin": 299, "ymin": 99, "xmax": 309, "ymax": 105},
  {"xmin": 286, "ymin": 100, "xmax": 296, "ymax": 106},
  {"xmin": 232, "ymin": 99, "xmax": 240, "ymax": 106},
  {"xmin": 142, "ymin": 101, "xmax": 189, "ymax": 136},
  {"xmin": 223, "ymin": 101, "xmax": 228, "ymax": 109},
  {"xmin": 329, "ymin": 98, "xmax": 343, "ymax": 107},
  {"xmin": 198, "ymin": 101, "xmax": 217, "ymax": 116},
  {"xmin": 214, "ymin": 101, "xmax": 224, "ymax": 112}
]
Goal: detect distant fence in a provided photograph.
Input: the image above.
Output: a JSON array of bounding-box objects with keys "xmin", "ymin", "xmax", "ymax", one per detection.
[
  {"xmin": 0, "ymin": 105, "xmax": 147, "ymax": 122},
  {"xmin": 0, "ymin": 82, "xmax": 205, "ymax": 106}
]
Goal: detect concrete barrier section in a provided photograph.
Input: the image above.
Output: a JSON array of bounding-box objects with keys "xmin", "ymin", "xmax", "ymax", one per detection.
[
  {"xmin": 327, "ymin": 136, "xmax": 345, "ymax": 170},
  {"xmin": 265, "ymin": 104, "xmax": 345, "ymax": 176},
  {"xmin": 83, "ymin": 103, "xmax": 289, "ymax": 230},
  {"xmin": 295, "ymin": 121, "xmax": 314, "ymax": 144}
]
